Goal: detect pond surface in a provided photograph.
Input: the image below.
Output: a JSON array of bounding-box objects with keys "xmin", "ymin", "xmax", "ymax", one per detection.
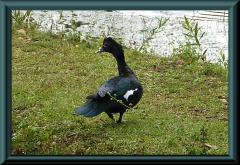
[{"xmin": 31, "ymin": 10, "xmax": 228, "ymax": 63}]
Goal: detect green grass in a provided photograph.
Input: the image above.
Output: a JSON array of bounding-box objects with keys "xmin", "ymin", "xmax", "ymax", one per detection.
[{"xmin": 11, "ymin": 20, "xmax": 228, "ymax": 155}]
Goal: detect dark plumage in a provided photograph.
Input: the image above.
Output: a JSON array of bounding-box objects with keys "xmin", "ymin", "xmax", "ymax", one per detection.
[{"xmin": 75, "ymin": 37, "xmax": 143, "ymax": 123}]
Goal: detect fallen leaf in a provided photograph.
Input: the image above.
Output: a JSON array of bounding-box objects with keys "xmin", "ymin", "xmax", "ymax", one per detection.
[
  {"xmin": 219, "ymin": 117, "xmax": 228, "ymax": 121},
  {"xmin": 204, "ymin": 143, "xmax": 218, "ymax": 149},
  {"xmin": 220, "ymin": 99, "xmax": 228, "ymax": 103},
  {"xmin": 85, "ymin": 147, "xmax": 91, "ymax": 154},
  {"xmin": 26, "ymin": 38, "xmax": 32, "ymax": 42},
  {"xmin": 176, "ymin": 59, "xmax": 184, "ymax": 65},
  {"xmin": 17, "ymin": 29, "xmax": 26, "ymax": 35},
  {"xmin": 33, "ymin": 145, "xmax": 39, "ymax": 149},
  {"xmin": 219, "ymin": 96, "xmax": 226, "ymax": 99}
]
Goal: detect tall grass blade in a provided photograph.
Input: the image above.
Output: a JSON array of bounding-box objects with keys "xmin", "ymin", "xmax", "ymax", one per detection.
[
  {"xmin": 183, "ymin": 33, "xmax": 194, "ymax": 38},
  {"xmin": 195, "ymin": 36, "xmax": 200, "ymax": 46},
  {"xmin": 184, "ymin": 16, "xmax": 190, "ymax": 29},
  {"xmin": 194, "ymin": 23, "xmax": 199, "ymax": 37},
  {"xmin": 200, "ymin": 32, "xmax": 206, "ymax": 40},
  {"xmin": 202, "ymin": 48, "xmax": 208, "ymax": 56}
]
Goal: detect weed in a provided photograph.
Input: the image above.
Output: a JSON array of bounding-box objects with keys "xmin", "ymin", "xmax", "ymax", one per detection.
[
  {"xmin": 185, "ymin": 127, "xmax": 209, "ymax": 155},
  {"xmin": 12, "ymin": 10, "xmax": 37, "ymax": 29},
  {"xmin": 218, "ymin": 50, "xmax": 228, "ymax": 69},
  {"xmin": 172, "ymin": 16, "xmax": 208, "ymax": 63},
  {"xmin": 106, "ymin": 91, "xmax": 133, "ymax": 109},
  {"xmin": 12, "ymin": 10, "xmax": 32, "ymax": 24},
  {"xmin": 139, "ymin": 17, "xmax": 169, "ymax": 52}
]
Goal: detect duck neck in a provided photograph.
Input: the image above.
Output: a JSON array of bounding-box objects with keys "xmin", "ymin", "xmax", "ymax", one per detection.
[{"xmin": 114, "ymin": 51, "xmax": 136, "ymax": 77}]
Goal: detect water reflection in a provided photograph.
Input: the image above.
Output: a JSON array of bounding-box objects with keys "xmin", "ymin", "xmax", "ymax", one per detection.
[{"xmin": 32, "ymin": 10, "xmax": 228, "ymax": 63}]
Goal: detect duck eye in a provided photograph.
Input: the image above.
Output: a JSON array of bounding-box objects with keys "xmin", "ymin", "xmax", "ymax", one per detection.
[{"xmin": 103, "ymin": 42, "xmax": 109, "ymax": 47}]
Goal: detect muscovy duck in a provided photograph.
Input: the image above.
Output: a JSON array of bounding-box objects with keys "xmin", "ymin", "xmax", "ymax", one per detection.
[{"xmin": 75, "ymin": 37, "xmax": 143, "ymax": 123}]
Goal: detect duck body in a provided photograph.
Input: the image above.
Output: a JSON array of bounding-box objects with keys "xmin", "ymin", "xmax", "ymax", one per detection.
[{"xmin": 75, "ymin": 37, "xmax": 143, "ymax": 123}]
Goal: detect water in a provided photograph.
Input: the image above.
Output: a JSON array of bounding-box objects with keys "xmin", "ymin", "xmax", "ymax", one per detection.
[{"xmin": 31, "ymin": 10, "xmax": 228, "ymax": 63}]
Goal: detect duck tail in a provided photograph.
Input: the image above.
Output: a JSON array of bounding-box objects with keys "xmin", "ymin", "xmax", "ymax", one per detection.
[{"xmin": 75, "ymin": 99, "xmax": 105, "ymax": 117}]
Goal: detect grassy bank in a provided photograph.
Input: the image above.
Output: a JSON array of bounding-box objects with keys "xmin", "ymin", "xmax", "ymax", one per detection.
[{"xmin": 11, "ymin": 13, "xmax": 228, "ymax": 155}]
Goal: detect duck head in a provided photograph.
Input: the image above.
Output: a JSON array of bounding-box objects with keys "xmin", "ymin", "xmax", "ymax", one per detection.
[{"xmin": 95, "ymin": 37, "xmax": 124, "ymax": 58}]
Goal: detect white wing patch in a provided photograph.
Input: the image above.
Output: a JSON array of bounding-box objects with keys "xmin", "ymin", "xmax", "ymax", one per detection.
[{"xmin": 123, "ymin": 88, "xmax": 138, "ymax": 101}]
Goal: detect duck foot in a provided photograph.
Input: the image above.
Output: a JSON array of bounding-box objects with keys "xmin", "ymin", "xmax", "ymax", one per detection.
[
  {"xmin": 115, "ymin": 120, "xmax": 131, "ymax": 124},
  {"xmin": 121, "ymin": 120, "xmax": 131, "ymax": 123}
]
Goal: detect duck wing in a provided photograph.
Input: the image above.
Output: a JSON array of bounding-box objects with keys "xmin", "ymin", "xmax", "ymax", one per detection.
[{"xmin": 75, "ymin": 75, "xmax": 142, "ymax": 117}]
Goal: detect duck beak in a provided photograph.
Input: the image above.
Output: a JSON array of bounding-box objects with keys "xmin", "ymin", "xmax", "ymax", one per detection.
[{"xmin": 95, "ymin": 47, "xmax": 104, "ymax": 53}]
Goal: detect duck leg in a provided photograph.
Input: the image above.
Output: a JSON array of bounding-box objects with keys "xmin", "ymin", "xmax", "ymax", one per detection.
[
  {"xmin": 116, "ymin": 109, "xmax": 127, "ymax": 123},
  {"xmin": 116, "ymin": 112, "xmax": 123, "ymax": 123},
  {"xmin": 105, "ymin": 111, "xmax": 115, "ymax": 122}
]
